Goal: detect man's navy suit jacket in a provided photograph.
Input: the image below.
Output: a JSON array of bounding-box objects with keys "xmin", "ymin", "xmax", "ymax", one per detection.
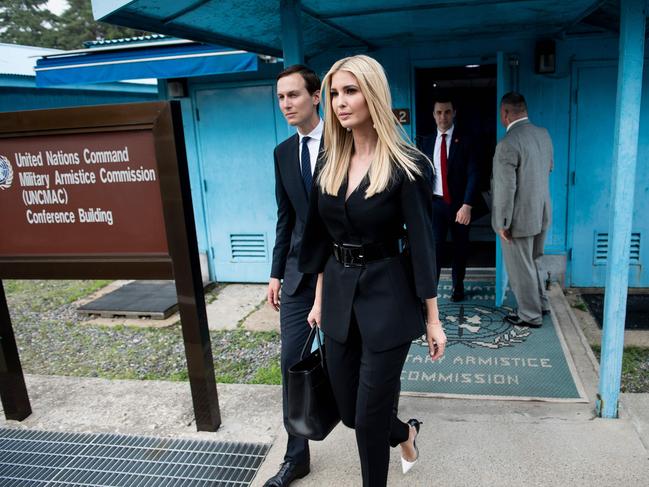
[
  {"xmin": 419, "ymin": 129, "xmax": 487, "ymax": 220},
  {"xmin": 270, "ymin": 133, "xmax": 322, "ymax": 296}
]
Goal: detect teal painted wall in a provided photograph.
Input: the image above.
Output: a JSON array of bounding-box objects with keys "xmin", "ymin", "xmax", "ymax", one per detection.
[
  {"xmin": 0, "ymin": 76, "xmax": 157, "ymax": 112},
  {"xmin": 156, "ymin": 34, "xmax": 646, "ymax": 286},
  {"xmin": 306, "ymin": 34, "xmax": 647, "ymax": 286}
]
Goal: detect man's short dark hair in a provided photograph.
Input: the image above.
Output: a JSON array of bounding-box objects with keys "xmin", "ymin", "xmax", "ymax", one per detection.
[
  {"xmin": 277, "ymin": 64, "xmax": 321, "ymax": 95},
  {"xmin": 501, "ymin": 92, "xmax": 528, "ymax": 115},
  {"xmin": 433, "ymin": 98, "xmax": 455, "ymax": 110}
]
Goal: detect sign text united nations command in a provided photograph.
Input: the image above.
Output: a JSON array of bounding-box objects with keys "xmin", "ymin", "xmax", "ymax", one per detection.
[
  {"xmin": 14, "ymin": 146, "xmax": 156, "ymax": 226},
  {"xmin": 0, "ymin": 131, "xmax": 168, "ymax": 255}
]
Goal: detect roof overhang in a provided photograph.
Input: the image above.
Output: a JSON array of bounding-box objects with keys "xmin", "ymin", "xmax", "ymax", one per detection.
[
  {"xmin": 35, "ymin": 41, "xmax": 258, "ymax": 87},
  {"xmin": 91, "ymin": 0, "xmax": 609, "ymax": 59}
]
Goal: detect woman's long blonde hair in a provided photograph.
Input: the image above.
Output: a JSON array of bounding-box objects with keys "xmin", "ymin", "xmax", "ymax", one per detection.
[{"xmin": 319, "ymin": 55, "xmax": 430, "ymax": 198}]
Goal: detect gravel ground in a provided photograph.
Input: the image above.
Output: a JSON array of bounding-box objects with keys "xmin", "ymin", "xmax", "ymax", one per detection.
[
  {"xmin": 591, "ymin": 345, "xmax": 649, "ymax": 393},
  {"xmin": 3, "ymin": 280, "xmax": 281, "ymax": 384},
  {"xmin": 5, "ymin": 280, "xmax": 647, "ymax": 392}
]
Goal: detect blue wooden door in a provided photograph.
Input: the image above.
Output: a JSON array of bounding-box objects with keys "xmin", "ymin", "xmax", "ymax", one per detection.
[
  {"xmin": 194, "ymin": 83, "xmax": 284, "ymax": 282},
  {"xmin": 569, "ymin": 64, "xmax": 649, "ymax": 286}
]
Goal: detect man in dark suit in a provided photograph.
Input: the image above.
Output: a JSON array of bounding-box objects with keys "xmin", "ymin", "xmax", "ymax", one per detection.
[
  {"xmin": 420, "ymin": 99, "xmax": 482, "ymax": 301},
  {"xmin": 264, "ymin": 65, "xmax": 322, "ymax": 487}
]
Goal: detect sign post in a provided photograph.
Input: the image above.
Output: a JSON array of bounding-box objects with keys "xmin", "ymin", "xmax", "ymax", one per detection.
[
  {"xmin": 0, "ymin": 101, "xmax": 221, "ymax": 431},
  {"xmin": 0, "ymin": 280, "xmax": 31, "ymax": 421}
]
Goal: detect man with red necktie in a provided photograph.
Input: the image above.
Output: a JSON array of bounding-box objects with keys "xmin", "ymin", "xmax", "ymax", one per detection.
[{"xmin": 420, "ymin": 98, "xmax": 482, "ymax": 301}]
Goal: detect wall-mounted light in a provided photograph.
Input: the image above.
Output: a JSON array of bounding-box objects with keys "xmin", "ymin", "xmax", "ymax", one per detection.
[
  {"xmin": 465, "ymin": 64, "xmax": 480, "ymax": 68},
  {"xmin": 535, "ymin": 39, "xmax": 556, "ymax": 74},
  {"xmin": 167, "ymin": 79, "xmax": 188, "ymax": 98}
]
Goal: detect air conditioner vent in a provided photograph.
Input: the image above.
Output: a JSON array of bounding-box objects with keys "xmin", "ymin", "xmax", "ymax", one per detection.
[
  {"xmin": 593, "ymin": 232, "xmax": 640, "ymax": 265},
  {"xmin": 230, "ymin": 233, "xmax": 267, "ymax": 262}
]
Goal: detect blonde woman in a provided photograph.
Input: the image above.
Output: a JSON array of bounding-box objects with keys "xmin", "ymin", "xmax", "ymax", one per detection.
[{"xmin": 299, "ymin": 55, "xmax": 446, "ymax": 486}]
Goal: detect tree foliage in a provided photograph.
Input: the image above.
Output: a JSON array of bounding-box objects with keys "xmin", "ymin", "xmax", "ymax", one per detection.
[
  {"xmin": 48, "ymin": 0, "xmax": 151, "ymax": 50},
  {"xmin": 0, "ymin": 0, "xmax": 58, "ymax": 47},
  {"xmin": 0, "ymin": 0, "xmax": 152, "ymax": 49}
]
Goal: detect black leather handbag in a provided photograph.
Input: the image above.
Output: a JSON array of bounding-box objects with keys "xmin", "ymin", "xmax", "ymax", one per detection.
[{"xmin": 286, "ymin": 327, "xmax": 340, "ymax": 441}]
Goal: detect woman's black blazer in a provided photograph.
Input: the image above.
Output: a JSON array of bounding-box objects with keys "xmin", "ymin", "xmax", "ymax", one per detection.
[{"xmin": 298, "ymin": 157, "xmax": 438, "ymax": 352}]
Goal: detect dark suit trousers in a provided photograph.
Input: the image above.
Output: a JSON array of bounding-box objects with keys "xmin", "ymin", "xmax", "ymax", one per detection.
[
  {"xmin": 279, "ymin": 276, "xmax": 316, "ymax": 465},
  {"xmin": 433, "ymin": 197, "xmax": 470, "ymax": 292},
  {"xmin": 325, "ymin": 313, "xmax": 410, "ymax": 487}
]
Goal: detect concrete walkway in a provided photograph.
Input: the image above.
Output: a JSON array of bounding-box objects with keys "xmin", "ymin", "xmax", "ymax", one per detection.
[
  {"xmin": 2, "ymin": 284, "xmax": 649, "ymax": 486},
  {"xmin": 250, "ymin": 284, "xmax": 649, "ymax": 486}
]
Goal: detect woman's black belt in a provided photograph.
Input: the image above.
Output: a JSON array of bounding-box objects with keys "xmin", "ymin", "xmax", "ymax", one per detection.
[{"xmin": 332, "ymin": 238, "xmax": 408, "ymax": 268}]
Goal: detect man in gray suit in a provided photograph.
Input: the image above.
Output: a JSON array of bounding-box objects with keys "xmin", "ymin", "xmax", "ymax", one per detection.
[{"xmin": 492, "ymin": 92, "xmax": 553, "ymax": 328}]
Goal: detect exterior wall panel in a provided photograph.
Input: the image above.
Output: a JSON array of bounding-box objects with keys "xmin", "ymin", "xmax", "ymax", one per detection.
[
  {"xmin": 0, "ymin": 85, "xmax": 156, "ymax": 113},
  {"xmin": 15, "ymin": 35, "xmax": 641, "ymax": 286}
]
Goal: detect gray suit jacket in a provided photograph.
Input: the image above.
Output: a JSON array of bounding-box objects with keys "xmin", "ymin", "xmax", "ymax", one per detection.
[{"xmin": 491, "ymin": 119, "xmax": 553, "ymax": 238}]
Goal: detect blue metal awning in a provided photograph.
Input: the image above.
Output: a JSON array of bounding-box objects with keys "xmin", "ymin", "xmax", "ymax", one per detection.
[
  {"xmin": 35, "ymin": 41, "xmax": 258, "ymax": 87},
  {"xmin": 90, "ymin": 0, "xmax": 606, "ymax": 59}
]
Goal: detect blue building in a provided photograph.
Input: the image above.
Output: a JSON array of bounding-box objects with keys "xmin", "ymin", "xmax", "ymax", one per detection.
[
  {"xmin": 33, "ymin": 35, "xmax": 275, "ymax": 284},
  {"xmin": 80, "ymin": 0, "xmax": 648, "ymax": 418},
  {"xmin": 40, "ymin": 0, "xmax": 641, "ymax": 293},
  {"xmin": 3, "ymin": 0, "xmax": 639, "ymax": 417},
  {"xmin": 0, "ymin": 42, "xmax": 158, "ymax": 113}
]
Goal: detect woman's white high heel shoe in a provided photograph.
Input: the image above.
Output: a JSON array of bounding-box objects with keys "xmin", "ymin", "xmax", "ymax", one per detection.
[{"xmin": 401, "ymin": 419, "xmax": 422, "ymax": 474}]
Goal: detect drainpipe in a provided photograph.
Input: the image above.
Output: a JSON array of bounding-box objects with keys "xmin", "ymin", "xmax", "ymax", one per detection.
[{"xmin": 597, "ymin": 0, "xmax": 646, "ymax": 418}]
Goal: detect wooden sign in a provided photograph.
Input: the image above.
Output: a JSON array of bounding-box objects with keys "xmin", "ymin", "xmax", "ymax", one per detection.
[
  {"xmin": 0, "ymin": 130, "xmax": 167, "ymax": 256},
  {"xmin": 0, "ymin": 102, "xmax": 221, "ymax": 432}
]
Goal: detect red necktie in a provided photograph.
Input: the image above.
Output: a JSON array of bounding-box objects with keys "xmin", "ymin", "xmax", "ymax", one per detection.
[{"xmin": 440, "ymin": 133, "xmax": 451, "ymax": 204}]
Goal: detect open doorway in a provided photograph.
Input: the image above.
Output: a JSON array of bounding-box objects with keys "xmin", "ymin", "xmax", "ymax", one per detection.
[{"xmin": 414, "ymin": 64, "xmax": 497, "ymax": 268}]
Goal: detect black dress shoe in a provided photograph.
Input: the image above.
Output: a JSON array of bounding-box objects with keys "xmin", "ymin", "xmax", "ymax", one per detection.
[
  {"xmin": 263, "ymin": 461, "xmax": 310, "ymax": 487},
  {"xmin": 450, "ymin": 292, "xmax": 464, "ymax": 302},
  {"xmin": 504, "ymin": 314, "xmax": 542, "ymax": 328}
]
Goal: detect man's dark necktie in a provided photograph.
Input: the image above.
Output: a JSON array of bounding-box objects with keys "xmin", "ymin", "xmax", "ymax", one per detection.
[
  {"xmin": 440, "ymin": 133, "xmax": 451, "ymax": 204},
  {"xmin": 301, "ymin": 136, "xmax": 312, "ymax": 194}
]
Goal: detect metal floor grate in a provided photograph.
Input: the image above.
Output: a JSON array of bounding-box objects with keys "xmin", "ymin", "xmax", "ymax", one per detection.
[
  {"xmin": 77, "ymin": 281, "xmax": 179, "ymax": 320},
  {"xmin": 0, "ymin": 428, "xmax": 269, "ymax": 486}
]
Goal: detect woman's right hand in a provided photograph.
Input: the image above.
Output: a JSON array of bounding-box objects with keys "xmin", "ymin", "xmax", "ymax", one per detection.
[{"xmin": 307, "ymin": 303, "xmax": 321, "ymax": 328}]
